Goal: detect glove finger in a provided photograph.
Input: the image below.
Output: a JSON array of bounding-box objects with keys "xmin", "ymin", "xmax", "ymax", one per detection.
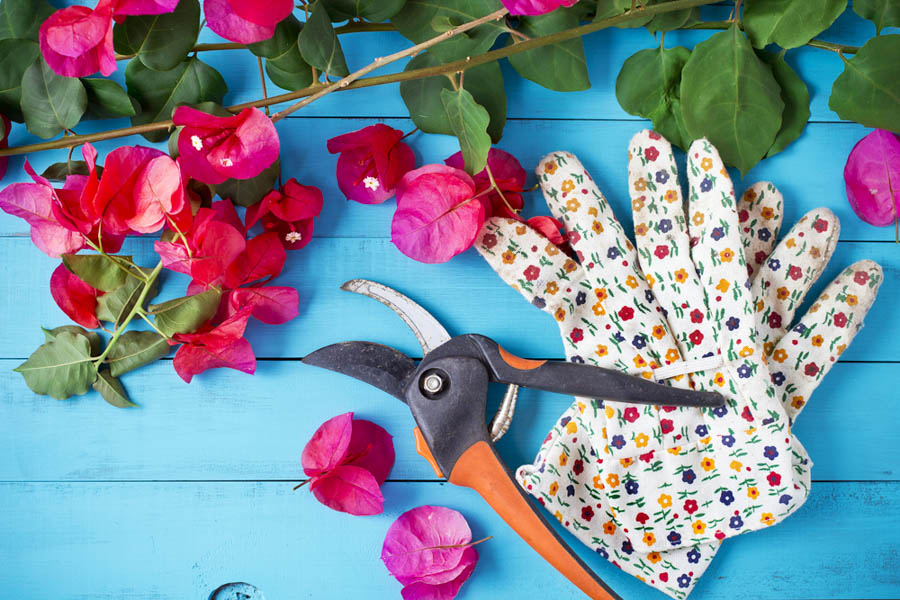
[
  {"xmin": 738, "ymin": 181, "xmax": 784, "ymax": 278},
  {"xmin": 536, "ymin": 151, "xmax": 636, "ymax": 276},
  {"xmin": 769, "ymin": 260, "xmax": 882, "ymax": 421},
  {"xmin": 685, "ymin": 138, "xmax": 756, "ymax": 348},
  {"xmin": 629, "ymin": 130, "xmax": 713, "ymax": 362},
  {"xmin": 476, "ymin": 217, "xmax": 584, "ymax": 315},
  {"xmin": 753, "ymin": 208, "xmax": 840, "ymax": 352}
]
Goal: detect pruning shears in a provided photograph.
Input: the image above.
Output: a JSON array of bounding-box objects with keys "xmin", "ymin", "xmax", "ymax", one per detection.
[{"xmin": 302, "ymin": 279, "xmax": 724, "ymax": 600}]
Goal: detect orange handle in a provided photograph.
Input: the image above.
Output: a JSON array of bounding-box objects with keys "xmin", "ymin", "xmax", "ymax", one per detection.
[{"xmin": 449, "ymin": 441, "xmax": 620, "ymax": 600}]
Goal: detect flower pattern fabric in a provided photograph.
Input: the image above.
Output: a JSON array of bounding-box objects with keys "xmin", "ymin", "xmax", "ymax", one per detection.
[{"xmin": 475, "ymin": 130, "xmax": 883, "ymax": 598}]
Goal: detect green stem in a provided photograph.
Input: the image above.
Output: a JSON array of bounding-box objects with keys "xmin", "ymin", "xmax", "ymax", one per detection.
[
  {"xmin": 0, "ymin": 0, "xmax": 719, "ymax": 157},
  {"xmin": 138, "ymin": 311, "xmax": 169, "ymax": 338},
  {"xmin": 93, "ymin": 260, "xmax": 164, "ymax": 368}
]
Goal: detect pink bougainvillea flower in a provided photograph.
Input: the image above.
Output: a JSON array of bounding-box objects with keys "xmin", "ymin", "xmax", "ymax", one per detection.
[
  {"xmin": 445, "ymin": 148, "xmax": 526, "ymax": 219},
  {"xmin": 391, "ymin": 165, "xmax": 481, "ymax": 263},
  {"xmin": 49, "ymin": 263, "xmax": 101, "ymax": 329},
  {"xmin": 246, "ymin": 178, "xmax": 323, "ymax": 250},
  {"xmin": 227, "ymin": 286, "xmax": 298, "ymax": 324},
  {"xmin": 0, "ymin": 113, "xmax": 10, "ymax": 181},
  {"xmin": 327, "ymin": 124, "xmax": 416, "ymax": 204},
  {"xmin": 174, "ymin": 106, "xmax": 280, "ymax": 185},
  {"xmin": 203, "ymin": 0, "xmax": 292, "ymax": 44},
  {"xmin": 300, "ymin": 412, "xmax": 395, "ymax": 516},
  {"xmin": 845, "ymin": 129, "xmax": 900, "ymax": 233},
  {"xmin": 93, "ymin": 146, "xmax": 187, "ymax": 236},
  {"xmin": 112, "ymin": 0, "xmax": 179, "ymax": 20},
  {"xmin": 39, "ymin": 0, "xmax": 116, "ymax": 78},
  {"xmin": 0, "ymin": 170, "xmax": 85, "ymax": 257},
  {"xmin": 381, "ymin": 505, "xmax": 481, "ymax": 599},
  {"xmin": 172, "ymin": 307, "xmax": 256, "ymax": 382},
  {"xmin": 501, "ymin": 0, "xmax": 577, "ymax": 16}
]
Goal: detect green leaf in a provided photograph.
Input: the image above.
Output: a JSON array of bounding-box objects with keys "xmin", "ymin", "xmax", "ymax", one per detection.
[
  {"xmin": 0, "ymin": 0, "xmax": 54, "ymax": 41},
  {"xmin": 14, "ymin": 332, "xmax": 96, "ymax": 400},
  {"xmin": 20, "ymin": 57, "xmax": 87, "ymax": 139},
  {"xmin": 323, "ymin": 0, "xmax": 406, "ymax": 22},
  {"xmin": 41, "ymin": 160, "xmax": 102, "ymax": 182},
  {"xmin": 646, "ymin": 6, "xmax": 699, "ymax": 33},
  {"xmin": 0, "ymin": 38, "xmax": 39, "ymax": 122},
  {"xmin": 42, "ymin": 325, "xmax": 101, "ymax": 356},
  {"xmin": 299, "ymin": 1, "xmax": 349, "ymax": 79},
  {"xmin": 251, "ymin": 18, "xmax": 314, "ymax": 91},
  {"xmin": 213, "ymin": 158, "xmax": 281, "ymax": 207},
  {"xmin": 107, "ymin": 330, "xmax": 170, "ymax": 377},
  {"xmin": 62, "ymin": 254, "xmax": 135, "ymax": 292},
  {"xmin": 93, "ymin": 370, "xmax": 136, "ymax": 408},
  {"xmin": 392, "ymin": 0, "xmax": 506, "ymax": 61},
  {"xmin": 743, "ymin": 0, "xmax": 847, "ymax": 49},
  {"xmin": 440, "ymin": 87, "xmax": 492, "ymax": 175},
  {"xmin": 149, "ymin": 289, "xmax": 221, "ymax": 337},
  {"xmin": 82, "ymin": 78, "xmax": 139, "ymax": 119},
  {"xmin": 248, "ymin": 14, "xmax": 301, "ymax": 58},
  {"xmin": 680, "ymin": 26, "xmax": 783, "ymax": 176},
  {"xmin": 401, "ymin": 51, "xmax": 506, "ymax": 143},
  {"xmin": 829, "ymin": 35, "xmax": 900, "ymax": 132},
  {"xmin": 113, "ymin": 0, "xmax": 201, "ymax": 71},
  {"xmin": 96, "ymin": 268, "xmax": 160, "ymax": 328},
  {"xmin": 758, "ymin": 50, "xmax": 809, "ymax": 158},
  {"xmin": 616, "ymin": 45, "xmax": 692, "ymax": 151},
  {"xmin": 126, "ymin": 57, "xmax": 227, "ymax": 143},
  {"xmin": 853, "ymin": 0, "xmax": 900, "ymax": 33},
  {"xmin": 506, "ymin": 7, "xmax": 589, "ymax": 92}
]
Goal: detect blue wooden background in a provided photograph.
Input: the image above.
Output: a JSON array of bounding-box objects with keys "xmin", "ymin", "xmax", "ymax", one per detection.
[{"xmin": 1, "ymin": 4, "xmax": 898, "ymax": 599}]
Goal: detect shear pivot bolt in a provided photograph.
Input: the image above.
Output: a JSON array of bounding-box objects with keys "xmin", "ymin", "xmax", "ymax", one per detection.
[{"xmin": 423, "ymin": 373, "xmax": 444, "ymax": 394}]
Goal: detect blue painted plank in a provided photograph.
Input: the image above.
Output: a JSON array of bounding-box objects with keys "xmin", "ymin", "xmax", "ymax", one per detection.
[
  {"xmin": 0, "ymin": 237, "xmax": 893, "ymax": 361},
  {"xmin": 2, "ymin": 119, "xmax": 893, "ymax": 241},
  {"xmin": 0, "ymin": 359, "xmax": 894, "ymax": 482},
  {"xmin": 0, "ymin": 480, "xmax": 896, "ymax": 599}
]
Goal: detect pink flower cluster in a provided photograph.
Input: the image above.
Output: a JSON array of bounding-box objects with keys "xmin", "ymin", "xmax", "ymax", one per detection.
[
  {"xmin": 0, "ymin": 105, "xmax": 318, "ymax": 384},
  {"xmin": 328, "ymin": 124, "xmax": 564, "ymax": 263}
]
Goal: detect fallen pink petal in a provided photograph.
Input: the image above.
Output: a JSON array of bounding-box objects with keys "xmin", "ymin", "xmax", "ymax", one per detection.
[
  {"xmin": 228, "ymin": 286, "xmax": 299, "ymax": 324},
  {"xmin": 301, "ymin": 412, "xmax": 354, "ymax": 478},
  {"xmin": 391, "ymin": 165, "xmax": 481, "ymax": 263},
  {"xmin": 845, "ymin": 129, "xmax": 900, "ymax": 229},
  {"xmin": 526, "ymin": 215, "xmax": 566, "ymax": 246},
  {"xmin": 172, "ymin": 308, "xmax": 256, "ymax": 382},
  {"xmin": 343, "ymin": 418, "xmax": 395, "ymax": 486},
  {"xmin": 309, "ymin": 464, "xmax": 385, "ymax": 516},
  {"xmin": 381, "ymin": 505, "xmax": 475, "ymax": 584}
]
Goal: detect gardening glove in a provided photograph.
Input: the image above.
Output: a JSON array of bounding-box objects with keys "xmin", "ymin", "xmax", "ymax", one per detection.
[{"xmin": 475, "ymin": 130, "xmax": 883, "ymax": 598}]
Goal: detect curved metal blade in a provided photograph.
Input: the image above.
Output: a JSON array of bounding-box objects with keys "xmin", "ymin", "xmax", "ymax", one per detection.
[
  {"xmin": 302, "ymin": 341, "xmax": 416, "ymax": 402},
  {"xmin": 341, "ymin": 279, "xmax": 450, "ymax": 355}
]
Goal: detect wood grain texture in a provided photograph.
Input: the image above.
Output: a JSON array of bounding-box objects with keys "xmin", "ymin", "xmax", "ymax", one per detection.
[
  {"xmin": 0, "ymin": 481, "xmax": 897, "ymax": 599},
  {"xmin": 0, "ymin": 360, "xmax": 895, "ymax": 482},
  {"xmin": 0, "ymin": 3, "xmax": 897, "ymax": 600}
]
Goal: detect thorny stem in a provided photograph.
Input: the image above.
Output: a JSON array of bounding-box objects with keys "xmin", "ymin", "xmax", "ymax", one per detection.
[
  {"xmin": 269, "ymin": 7, "xmax": 511, "ymax": 122},
  {"xmin": 0, "ymin": 0, "xmax": 721, "ymax": 157},
  {"xmin": 93, "ymin": 260, "xmax": 164, "ymax": 368}
]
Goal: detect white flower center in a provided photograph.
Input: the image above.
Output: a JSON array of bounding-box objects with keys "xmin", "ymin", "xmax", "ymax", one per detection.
[
  {"xmin": 285, "ymin": 231, "xmax": 302, "ymax": 243},
  {"xmin": 363, "ymin": 176, "xmax": 380, "ymax": 191},
  {"xmin": 221, "ymin": 157, "xmax": 233, "ymax": 167},
  {"xmin": 190, "ymin": 135, "xmax": 203, "ymax": 151}
]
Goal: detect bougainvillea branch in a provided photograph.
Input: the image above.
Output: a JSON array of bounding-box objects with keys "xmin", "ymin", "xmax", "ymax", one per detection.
[{"xmin": 0, "ymin": 0, "xmax": 720, "ymax": 158}]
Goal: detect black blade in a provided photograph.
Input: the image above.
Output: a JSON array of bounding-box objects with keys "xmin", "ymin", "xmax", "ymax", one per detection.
[{"xmin": 302, "ymin": 341, "xmax": 416, "ymax": 402}]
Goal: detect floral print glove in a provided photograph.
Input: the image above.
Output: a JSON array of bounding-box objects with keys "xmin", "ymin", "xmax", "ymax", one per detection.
[{"xmin": 475, "ymin": 130, "xmax": 882, "ymax": 599}]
